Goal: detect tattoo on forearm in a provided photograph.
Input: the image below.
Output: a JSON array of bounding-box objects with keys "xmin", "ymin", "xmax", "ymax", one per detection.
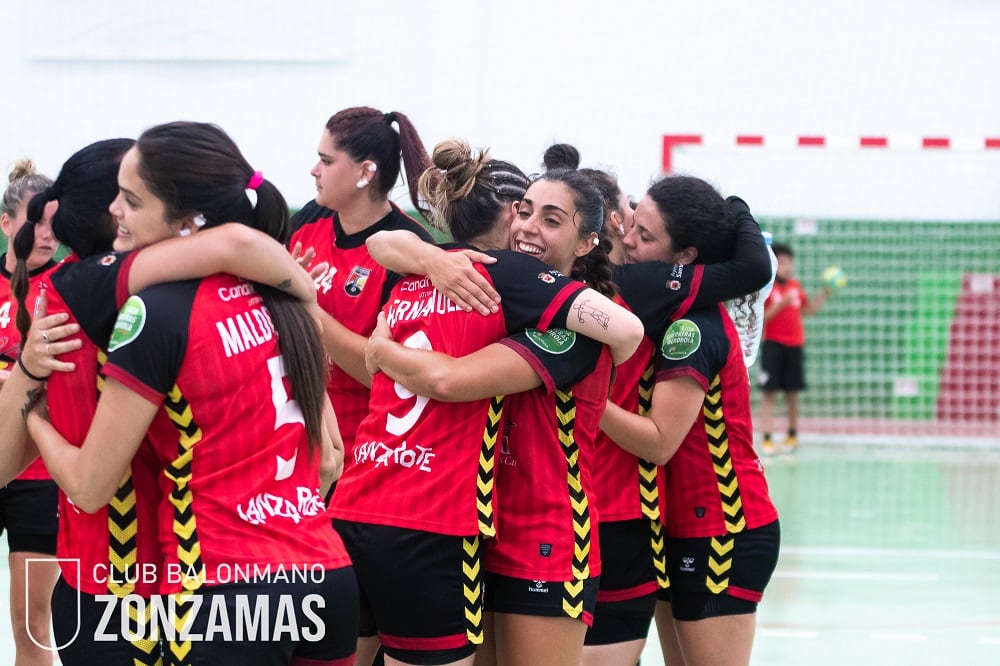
[
  {"xmin": 20, "ymin": 386, "xmax": 46, "ymax": 422},
  {"xmin": 275, "ymin": 278, "xmax": 293, "ymax": 291},
  {"xmin": 572, "ymin": 299, "xmax": 611, "ymax": 330}
]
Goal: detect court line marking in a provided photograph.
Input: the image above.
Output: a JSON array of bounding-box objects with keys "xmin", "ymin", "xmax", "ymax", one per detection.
[
  {"xmin": 780, "ymin": 546, "xmax": 1000, "ymax": 561},
  {"xmin": 773, "ymin": 571, "xmax": 938, "ymax": 582},
  {"xmin": 758, "ymin": 629, "xmax": 818, "ymax": 639},
  {"xmin": 870, "ymin": 633, "xmax": 929, "ymax": 642}
]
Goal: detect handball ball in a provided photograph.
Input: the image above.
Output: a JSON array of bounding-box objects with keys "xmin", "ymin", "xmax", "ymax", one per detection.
[{"xmin": 823, "ymin": 266, "xmax": 848, "ymax": 289}]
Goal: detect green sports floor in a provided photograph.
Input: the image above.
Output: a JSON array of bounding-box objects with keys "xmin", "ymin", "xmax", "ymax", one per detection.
[{"xmin": 3, "ymin": 441, "xmax": 999, "ymax": 664}]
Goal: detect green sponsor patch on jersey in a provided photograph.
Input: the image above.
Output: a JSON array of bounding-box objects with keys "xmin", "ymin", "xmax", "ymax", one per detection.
[
  {"xmin": 107, "ymin": 296, "xmax": 147, "ymax": 352},
  {"xmin": 661, "ymin": 319, "xmax": 701, "ymax": 360},
  {"xmin": 525, "ymin": 328, "xmax": 576, "ymax": 354}
]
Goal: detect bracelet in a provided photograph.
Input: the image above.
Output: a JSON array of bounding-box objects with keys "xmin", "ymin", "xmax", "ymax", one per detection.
[{"xmin": 16, "ymin": 353, "xmax": 47, "ymax": 382}]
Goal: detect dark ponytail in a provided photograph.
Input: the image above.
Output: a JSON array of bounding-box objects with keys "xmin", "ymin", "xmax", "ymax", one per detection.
[
  {"xmin": 326, "ymin": 106, "xmax": 432, "ymax": 217},
  {"xmin": 134, "ymin": 121, "xmax": 325, "ymax": 445}
]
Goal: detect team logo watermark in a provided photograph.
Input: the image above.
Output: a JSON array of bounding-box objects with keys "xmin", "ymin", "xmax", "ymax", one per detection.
[
  {"xmin": 661, "ymin": 319, "xmax": 701, "ymax": 360},
  {"xmin": 23, "ymin": 558, "xmax": 332, "ymax": 648},
  {"xmin": 524, "ymin": 328, "xmax": 576, "ymax": 354},
  {"xmin": 107, "ymin": 296, "xmax": 146, "ymax": 352}
]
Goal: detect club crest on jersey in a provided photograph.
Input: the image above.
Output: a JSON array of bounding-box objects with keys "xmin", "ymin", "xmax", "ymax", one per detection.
[
  {"xmin": 661, "ymin": 319, "xmax": 701, "ymax": 360},
  {"xmin": 525, "ymin": 328, "xmax": 576, "ymax": 354},
  {"xmin": 667, "ymin": 280, "xmax": 682, "ymax": 291},
  {"xmin": 344, "ymin": 266, "xmax": 371, "ymax": 297},
  {"xmin": 99, "ymin": 254, "xmax": 117, "ymax": 266},
  {"xmin": 537, "ymin": 272, "xmax": 556, "ymax": 284},
  {"xmin": 107, "ymin": 296, "xmax": 146, "ymax": 352}
]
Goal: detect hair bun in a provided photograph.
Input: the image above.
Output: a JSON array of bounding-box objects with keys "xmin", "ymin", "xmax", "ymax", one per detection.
[{"xmin": 8, "ymin": 159, "xmax": 37, "ymax": 184}]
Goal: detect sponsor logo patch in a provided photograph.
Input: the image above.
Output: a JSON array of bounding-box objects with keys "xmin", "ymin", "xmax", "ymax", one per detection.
[
  {"xmin": 660, "ymin": 319, "xmax": 701, "ymax": 360},
  {"xmin": 107, "ymin": 296, "xmax": 146, "ymax": 352},
  {"xmin": 524, "ymin": 328, "xmax": 576, "ymax": 354}
]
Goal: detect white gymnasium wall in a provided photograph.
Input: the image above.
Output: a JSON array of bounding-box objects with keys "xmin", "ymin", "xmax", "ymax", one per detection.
[{"xmin": 1, "ymin": 0, "xmax": 998, "ymax": 220}]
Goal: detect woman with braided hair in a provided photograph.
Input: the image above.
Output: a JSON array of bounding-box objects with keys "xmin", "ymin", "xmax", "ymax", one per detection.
[
  {"xmin": 0, "ymin": 159, "xmax": 60, "ymax": 665},
  {"xmin": 332, "ymin": 138, "xmax": 644, "ymax": 666}
]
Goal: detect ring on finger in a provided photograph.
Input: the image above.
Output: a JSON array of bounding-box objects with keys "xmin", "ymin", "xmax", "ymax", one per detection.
[{"xmin": 42, "ymin": 330, "xmax": 49, "ymax": 342}]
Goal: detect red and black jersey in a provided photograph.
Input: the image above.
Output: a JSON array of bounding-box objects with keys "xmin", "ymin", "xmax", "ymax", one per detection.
[
  {"xmin": 103, "ymin": 274, "xmax": 351, "ymax": 594},
  {"xmin": 1, "ymin": 254, "xmax": 59, "ymax": 480},
  {"xmin": 36, "ymin": 251, "xmax": 164, "ymax": 597},
  {"xmin": 485, "ymin": 331, "xmax": 613, "ymax": 583},
  {"xmin": 289, "ymin": 201, "xmax": 434, "ymax": 460},
  {"xmin": 655, "ymin": 305, "xmax": 778, "ymax": 538},
  {"xmin": 330, "ymin": 249, "xmax": 587, "ymax": 537}
]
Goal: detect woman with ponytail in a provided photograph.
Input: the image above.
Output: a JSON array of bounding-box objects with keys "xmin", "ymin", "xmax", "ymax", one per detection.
[
  {"xmin": 0, "ymin": 159, "xmax": 61, "ymax": 666},
  {"xmin": 290, "ymin": 106, "xmax": 437, "ymax": 471},
  {"xmin": 23, "ymin": 122, "xmax": 358, "ymax": 665},
  {"xmin": 0, "ymin": 128, "xmax": 329, "ymax": 664}
]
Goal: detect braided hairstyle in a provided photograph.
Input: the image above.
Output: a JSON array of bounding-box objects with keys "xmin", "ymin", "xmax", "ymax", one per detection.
[{"xmin": 418, "ymin": 138, "xmax": 529, "ymax": 243}]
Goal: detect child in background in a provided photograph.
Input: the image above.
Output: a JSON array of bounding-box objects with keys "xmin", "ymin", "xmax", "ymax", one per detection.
[{"xmin": 758, "ymin": 242, "xmax": 833, "ymax": 453}]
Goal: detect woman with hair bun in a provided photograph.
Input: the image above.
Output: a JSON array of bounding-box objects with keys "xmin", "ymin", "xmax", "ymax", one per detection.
[
  {"xmin": 332, "ymin": 138, "xmax": 644, "ymax": 666},
  {"xmin": 0, "ymin": 158, "xmax": 61, "ymax": 665}
]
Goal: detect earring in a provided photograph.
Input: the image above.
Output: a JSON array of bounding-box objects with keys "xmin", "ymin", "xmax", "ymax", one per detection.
[
  {"xmin": 179, "ymin": 228, "xmax": 191, "ymax": 237},
  {"xmin": 592, "ymin": 236, "xmax": 600, "ymax": 246},
  {"xmin": 356, "ymin": 179, "xmax": 369, "ymax": 189}
]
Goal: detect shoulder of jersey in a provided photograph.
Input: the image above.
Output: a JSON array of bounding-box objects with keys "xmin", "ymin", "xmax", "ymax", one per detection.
[{"xmin": 291, "ymin": 200, "xmax": 335, "ymax": 233}]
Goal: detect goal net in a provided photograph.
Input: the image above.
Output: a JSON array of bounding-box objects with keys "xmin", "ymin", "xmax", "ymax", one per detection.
[{"xmin": 665, "ymin": 135, "xmax": 1000, "ymax": 445}]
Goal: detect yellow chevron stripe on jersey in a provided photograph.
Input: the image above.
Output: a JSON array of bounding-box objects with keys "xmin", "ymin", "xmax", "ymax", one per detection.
[
  {"xmin": 636, "ymin": 362, "xmax": 662, "ymax": 521},
  {"xmin": 96, "ymin": 349, "xmax": 108, "ymax": 394},
  {"xmin": 167, "ymin": 593, "xmax": 195, "ymax": 666},
  {"xmin": 703, "ymin": 375, "xmax": 745, "ymax": 536},
  {"xmin": 477, "ymin": 396, "xmax": 504, "ymax": 538},
  {"xmin": 124, "ymin": 601, "xmax": 162, "ymax": 666},
  {"xmin": 556, "ymin": 389, "xmax": 592, "ymax": 580},
  {"xmin": 461, "ymin": 536, "xmax": 484, "ymax": 644},
  {"xmin": 107, "ymin": 473, "xmax": 139, "ymax": 597},
  {"xmin": 163, "ymin": 385, "xmax": 205, "ymax": 592}
]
